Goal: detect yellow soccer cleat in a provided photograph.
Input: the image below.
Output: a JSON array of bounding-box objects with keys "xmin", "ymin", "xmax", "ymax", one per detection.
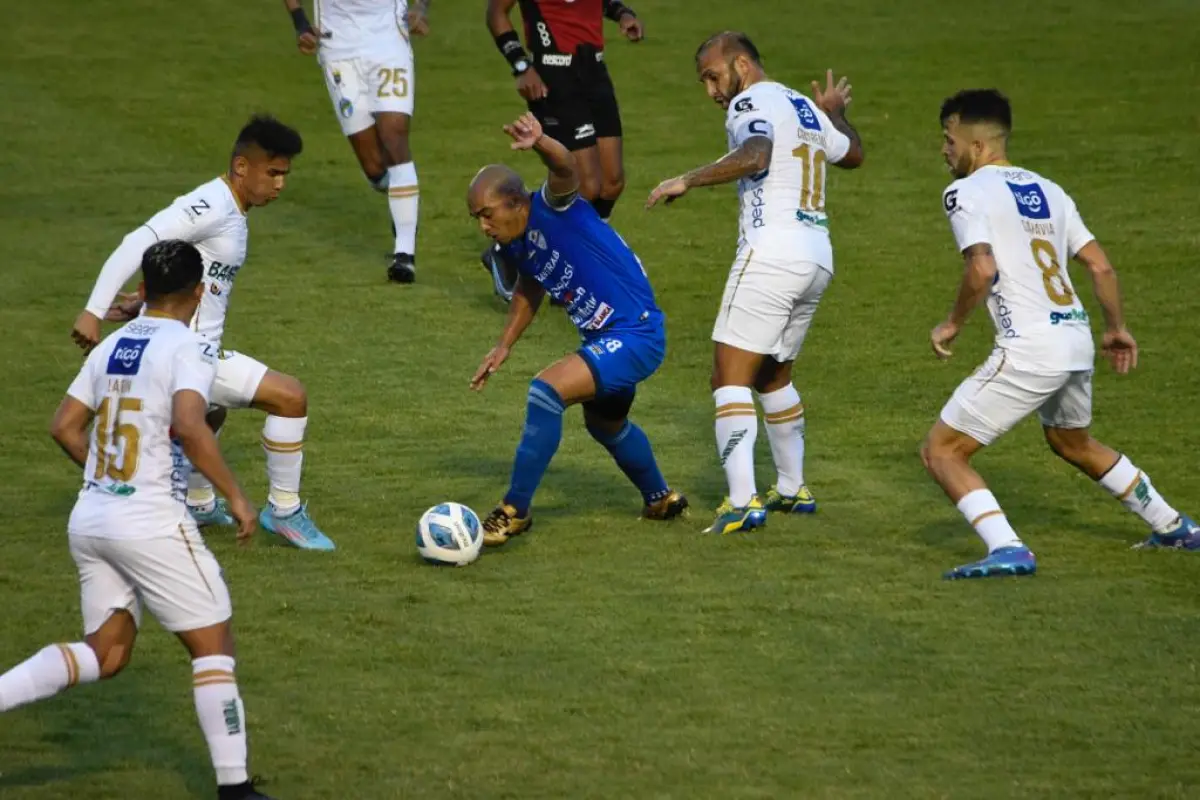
[
  {"xmin": 481, "ymin": 503, "xmax": 532, "ymax": 547},
  {"xmin": 703, "ymin": 496, "xmax": 768, "ymax": 535},
  {"xmin": 642, "ymin": 490, "xmax": 690, "ymax": 521}
]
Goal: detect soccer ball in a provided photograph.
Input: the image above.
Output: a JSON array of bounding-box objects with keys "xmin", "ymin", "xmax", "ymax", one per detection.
[{"xmin": 416, "ymin": 503, "xmax": 483, "ymax": 566}]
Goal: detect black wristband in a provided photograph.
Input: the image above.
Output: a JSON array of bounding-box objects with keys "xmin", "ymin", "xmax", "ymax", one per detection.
[
  {"xmin": 494, "ymin": 31, "xmax": 530, "ymax": 73},
  {"xmin": 604, "ymin": 1, "xmax": 635, "ymax": 22},
  {"xmin": 291, "ymin": 7, "xmax": 313, "ymax": 35}
]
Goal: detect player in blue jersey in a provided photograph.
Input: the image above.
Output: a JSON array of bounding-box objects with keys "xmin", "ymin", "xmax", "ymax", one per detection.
[{"xmin": 467, "ymin": 112, "xmax": 688, "ymax": 546}]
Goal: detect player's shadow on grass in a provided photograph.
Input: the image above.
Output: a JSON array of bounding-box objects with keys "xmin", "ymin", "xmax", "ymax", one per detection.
[{"xmin": 0, "ymin": 663, "xmax": 218, "ymax": 798}]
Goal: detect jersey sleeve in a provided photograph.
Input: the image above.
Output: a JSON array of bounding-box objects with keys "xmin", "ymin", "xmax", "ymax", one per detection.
[
  {"xmin": 1063, "ymin": 193, "xmax": 1096, "ymax": 257},
  {"xmin": 942, "ymin": 182, "xmax": 992, "ymax": 252},
  {"xmin": 65, "ymin": 351, "xmax": 99, "ymax": 410},
  {"xmin": 171, "ymin": 338, "xmax": 218, "ymax": 403},
  {"xmin": 814, "ymin": 106, "xmax": 852, "ymax": 164},
  {"xmin": 539, "ymin": 182, "xmax": 579, "ymax": 213},
  {"xmin": 725, "ymin": 92, "xmax": 775, "ymax": 146}
]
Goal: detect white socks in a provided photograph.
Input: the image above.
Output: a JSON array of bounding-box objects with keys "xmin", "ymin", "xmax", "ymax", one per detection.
[
  {"xmin": 957, "ymin": 489, "xmax": 1024, "ymax": 552},
  {"xmin": 759, "ymin": 384, "xmax": 806, "ymax": 497},
  {"xmin": 0, "ymin": 643, "xmax": 100, "ymax": 712},
  {"xmin": 1098, "ymin": 455, "xmax": 1181, "ymax": 533},
  {"xmin": 714, "ymin": 386, "xmax": 758, "ymax": 507},
  {"xmin": 263, "ymin": 415, "xmax": 306, "ymax": 515},
  {"xmin": 387, "ymin": 162, "xmax": 419, "ymax": 256},
  {"xmin": 192, "ymin": 655, "xmax": 249, "ymax": 787}
]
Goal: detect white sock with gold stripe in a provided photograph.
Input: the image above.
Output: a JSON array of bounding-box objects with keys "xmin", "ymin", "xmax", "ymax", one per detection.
[
  {"xmin": 263, "ymin": 415, "xmax": 306, "ymax": 515},
  {"xmin": 387, "ymin": 162, "xmax": 419, "ymax": 256},
  {"xmin": 0, "ymin": 642, "xmax": 99, "ymax": 712},
  {"xmin": 714, "ymin": 385, "xmax": 758, "ymax": 507},
  {"xmin": 1098, "ymin": 455, "xmax": 1181, "ymax": 533},
  {"xmin": 956, "ymin": 489, "xmax": 1023, "ymax": 552},
  {"xmin": 192, "ymin": 655, "xmax": 249, "ymax": 787},
  {"xmin": 759, "ymin": 384, "xmax": 806, "ymax": 497}
]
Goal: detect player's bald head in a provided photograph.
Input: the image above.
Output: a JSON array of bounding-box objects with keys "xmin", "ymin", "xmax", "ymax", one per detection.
[
  {"xmin": 695, "ymin": 31, "xmax": 761, "ymax": 66},
  {"xmin": 468, "ymin": 164, "xmax": 526, "ymax": 207}
]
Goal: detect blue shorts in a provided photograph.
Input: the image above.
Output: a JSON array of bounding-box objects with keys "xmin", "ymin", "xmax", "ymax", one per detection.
[{"xmin": 578, "ymin": 323, "xmax": 665, "ymax": 402}]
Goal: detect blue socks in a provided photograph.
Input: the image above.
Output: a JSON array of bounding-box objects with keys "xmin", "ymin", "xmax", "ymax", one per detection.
[
  {"xmin": 504, "ymin": 379, "xmax": 565, "ymax": 517},
  {"xmin": 587, "ymin": 420, "xmax": 670, "ymax": 505}
]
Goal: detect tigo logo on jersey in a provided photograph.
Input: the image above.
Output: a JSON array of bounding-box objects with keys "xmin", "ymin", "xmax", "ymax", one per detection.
[
  {"xmin": 790, "ymin": 98, "xmax": 821, "ymax": 131},
  {"xmin": 1006, "ymin": 182, "xmax": 1051, "ymax": 220},
  {"xmin": 107, "ymin": 337, "xmax": 149, "ymax": 376}
]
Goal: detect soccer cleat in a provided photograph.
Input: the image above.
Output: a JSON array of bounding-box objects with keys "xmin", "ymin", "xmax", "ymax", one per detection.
[
  {"xmin": 388, "ymin": 253, "xmax": 416, "ymax": 284},
  {"xmin": 1134, "ymin": 514, "xmax": 1200, "ymax": 550},
  {"xmin": 259, "ymin": 503, "xmax": 336, "ymax": 551},
  {"xmin": 217, "ymin": 779, "xmax": 275, "ymax": 800},
  {"xmin": 481, "ymin": 503, "xmax": 532, "ymax": 547},
  {"xmin": 189, "ymin": 498, "xmax": 234, "ymax": 527},
  {"xmin": 703, "ymin": 496, "xmax": 768, "ymax": 535},
  {"xmin": 764, "ymin": 485, "xmax": 817, "ymax": 514},
  {"xmin": 944, "ymin": 545, "xmax": 1036, "ymax": 580},
  {"xmin": 480, "ymin": 245, "xmax": 516, "ymax": 302},
  {"xmin": 643, "ymin": 490, "xmax": 690, "ymax": 521}
]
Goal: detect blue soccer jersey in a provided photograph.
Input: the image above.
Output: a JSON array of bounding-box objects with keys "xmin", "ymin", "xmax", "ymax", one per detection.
[{"xmin": 501, "ymin": 188, "xmax": 662, "ymax": 338}]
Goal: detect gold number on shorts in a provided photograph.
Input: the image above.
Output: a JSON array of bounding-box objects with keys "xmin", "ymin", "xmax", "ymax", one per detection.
[
  {"xmin": 376, "ymin": 68, "xmax": 409, "ymax": 99},
  {"xmin": 791, "ymin": 144, "xmax": 827, "ymax": 212},
  {"xmin": 94, "ymin": 397, "xmax": 143, "ymax": 482},
  {"xmin": 1030, "ymin": 238, "xmax": 1074, "ymax": 306}
]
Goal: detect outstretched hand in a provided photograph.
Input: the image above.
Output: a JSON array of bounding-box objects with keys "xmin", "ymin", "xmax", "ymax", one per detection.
[
  {"xmin": 811, "ymin": 69, "xmax": 853, "ymax": 117},
  {"xmin": 503, "ymin": 112, "xmax": 543, "ymax": 150},
  {"xmin": 645, "ymin": 176, "xmax": 688, "ymax": 209}
]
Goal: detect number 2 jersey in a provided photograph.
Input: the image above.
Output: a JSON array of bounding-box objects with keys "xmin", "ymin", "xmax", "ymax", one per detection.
[
  {"xmin": 942, "ymin": 164, "xmax": 1096, "ymax": 372},
  {"xmin": 66, "ymin": 316, "xmax": 217, "ymax": 538},
  {"xmin": 724, "ymin": 80, "xmax": 852, "ymax": 270},
  {"xmin": 498, "ymin": 187, "xmax": 662, "ymax": 338}
]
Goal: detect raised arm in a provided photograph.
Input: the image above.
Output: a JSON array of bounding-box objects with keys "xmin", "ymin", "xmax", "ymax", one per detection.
[
  {"xmin": 504, "ymin": 113, "xmax": 578, "ymax": 207},
  {"xmin": 811, "ymin": 69, "xmax": 864, "ymax": 169}
]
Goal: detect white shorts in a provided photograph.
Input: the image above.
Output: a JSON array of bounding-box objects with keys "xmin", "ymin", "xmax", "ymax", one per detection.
[
  {"xmin": 940, "ymin": 349, "xmax": 1094, "ymax": 446},
  {"xmin": 319, "ymin": 39, "xmax": 415, "ymax": 136},
  {"xmin": 711, "ymin": 251, "xmax": 832, "ymax": 362},
  {"xmin": 209, "ymin": 349, "xmax": 269, "ymax": 410},
  {"xmin": 70, "ymin": 523, "xmax": 232, "ymax": 635}
]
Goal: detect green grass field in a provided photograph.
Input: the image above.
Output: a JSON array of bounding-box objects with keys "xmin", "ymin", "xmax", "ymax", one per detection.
[{"xmin": 3, "ymin": 0, "xmax": 1200, "ymax": 797}]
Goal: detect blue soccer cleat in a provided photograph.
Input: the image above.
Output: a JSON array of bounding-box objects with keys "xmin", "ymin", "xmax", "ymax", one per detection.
[
  {"xmin": 704, "ymin": 497, "xmax": 768, "ymax": 535},
  {"xmin": 189, "ymin": 499, "xmax": 234, "ymax": 528},
  {"xmin": 1134, "ymin": 514, "xmax": 1200, "ymax": 550},
  {"xmin": 259, "ymin": 503, "xmax": 336, "ymax": 551},
  {"xmin": 944, "ymin": 545, "xmax": 1036, "ymax": 580},
  {"xmin": 764, "ymin": 485, "xmax": 817, "ymax": 514}
]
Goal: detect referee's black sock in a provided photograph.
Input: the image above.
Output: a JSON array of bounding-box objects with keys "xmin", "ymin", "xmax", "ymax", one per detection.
[{"xmin": 592, "ymin": 197, "xmax": 616, "ymax": 221}]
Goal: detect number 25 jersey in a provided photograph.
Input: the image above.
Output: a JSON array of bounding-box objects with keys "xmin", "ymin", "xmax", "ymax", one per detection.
[
  {"xmin": 724, "ymin": 81, "xmax": 852, "ymax": 270},
  {"xmin": 66, "ymin": 316, "xmax": 217, "ymax": 538},
  {"xmin": 943, "ymin": 164, "xmax": 1096, "ymax": 373}
]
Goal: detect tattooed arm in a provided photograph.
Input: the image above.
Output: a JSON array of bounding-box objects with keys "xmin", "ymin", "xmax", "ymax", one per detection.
[{"xmin": 645, "ymin": 136, "xmax": 772, "ymax": 207}]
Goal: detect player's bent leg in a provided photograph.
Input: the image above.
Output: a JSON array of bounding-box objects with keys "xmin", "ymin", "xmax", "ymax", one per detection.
[
  {"xmin": 706, "ymin": 343, "xmax": 768, "ymax": 534},
  {"xmin": 484, "ymin": 355, "xmax": 597, "ymax": 547},
  {"xmin": 922, "ymin": 420, "xmax": 1034, "ymax": 579},
  {"xmin": 582, "ymin": 395, "xmax": 687, "ymax": 521},
  {"xmin": 346, "ymin": 126, "xmax": 390, "ymax": 189},
  {"xmin": 1044, "ymin": 426, "xmax": 1200, "ymax": 549},
  {"xmin": 248, "ymin": 369, "xmax": 334, "ymax": 551},
  {"xmin": 754, "ymin": 358, "xmax": 815, "ymax": 514},
  {"xmin": 593, "ymin": 137, "xmax": 625, "ymax": 221},
  {"xmin": 376, "ymin": 112, "xmax": 419, "ymax": 284}
]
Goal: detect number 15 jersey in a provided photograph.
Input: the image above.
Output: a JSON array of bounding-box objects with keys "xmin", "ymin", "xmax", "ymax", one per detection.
[
  {"xmin": 942, "ymin": 164, "xmax": 1096, "ymax": 373},
  {"xmin": 724, "ymin": 81, "xmax": 852, "ymax": 270},
  {"xmin": 66, "ymin": 315, "xmax": 217, "ymax": 539}
]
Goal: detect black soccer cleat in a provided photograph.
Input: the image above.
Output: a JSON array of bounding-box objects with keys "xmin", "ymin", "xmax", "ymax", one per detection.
[
  {"xmin": 217, "ymin": 779, "xmax": 275, "ymax": 800},
  {"xmin": 388, "ymin": 253, "xmax": 416, "ymax": 284},
  {"xmin": 480, "ymin": 244, "xmax": 516, "ymax": 302}
]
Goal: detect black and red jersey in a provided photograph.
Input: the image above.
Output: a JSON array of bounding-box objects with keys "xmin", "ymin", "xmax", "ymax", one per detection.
[{"xmin": 518, "ymin": 0, "xmax": 604, "ymax": 54}]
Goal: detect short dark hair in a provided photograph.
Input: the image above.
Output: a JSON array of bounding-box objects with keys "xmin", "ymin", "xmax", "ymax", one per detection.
[
  {"xmin": 141, "ymin": 240, "xmax": 204, "ymax": 301},
  {"xmin": 695, "ymin": 31, "xmax": 761, "ymax": 65},
  {"xmin": 232, "ymin": 114, "xmax": 303, "ymax": 161},
  {"xmin": 940, "ymin": 89, "xmax": 1012, "ymax": 132}
]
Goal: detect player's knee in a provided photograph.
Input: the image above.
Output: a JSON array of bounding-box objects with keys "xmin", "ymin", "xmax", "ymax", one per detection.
[
  {"xmin": 91, "ymin": 641, "xmax": 132, "ymax": 680},
  {"xmin": 920, "ymin": 435, "xmax": 965, "ymax": 476},
  {"xmin": 377, "ymin": 124, "xmax": 412, "ymax": 165},
  {"xmin": 599, "ymin": 172, "xmax": 625, "ymax": 201},
  {"xmin": 1044, "ymin": 427, "xmax": 1090, "ymax": 464},
  {"xmin": 274, "ymin": 375, "xmax": 308, "ymax": 417},
  {"xmin": 577, "ymin": 171, "xmax": 602, "ymax": 202}
]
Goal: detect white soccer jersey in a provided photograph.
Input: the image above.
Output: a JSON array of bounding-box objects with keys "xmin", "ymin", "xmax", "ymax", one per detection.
[
  {"xmin": 314, "ymin": 0, "xmax": 409, "ymax": 57},
  {"xmin": 85, "ymin": 177, "xmax": 248, "ymax": 349},
  {"xmin": 942, "ymin": 164, "xmax": 1096, "ymax": 372},
  {"xmin": 724, "ymin": 81, "xmax": 852, "ymax": 270},
  {"xmin": 66, "ymin": 315, "xmax": 217, "ymax": 539}
]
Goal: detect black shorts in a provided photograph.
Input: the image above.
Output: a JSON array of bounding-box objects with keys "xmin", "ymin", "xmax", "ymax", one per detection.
[{"xmin": 528, "ymin": 47, "xmax": 622, "ymax": 151}]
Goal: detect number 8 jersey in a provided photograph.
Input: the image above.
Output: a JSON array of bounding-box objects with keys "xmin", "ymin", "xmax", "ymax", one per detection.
[
  {"xmin": 724, "ymin": 81, "xmax": 852, "ymax": 270},
  {"xmin": 942, "ymin": 164, "xmax": 1096, "ymax": 372},
  {"xmin": 66, "ymin": 315, "xmax": 217, "ymax": 538}
]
